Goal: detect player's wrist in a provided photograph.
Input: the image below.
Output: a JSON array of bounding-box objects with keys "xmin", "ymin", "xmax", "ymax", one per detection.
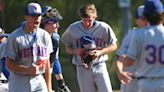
[
  {"xmin": 28, "ymin": 67, "xmax": 31, "ymax": 75},
  {"xmin": 72, "ymin": 49, "xmax": 77, "ymax": 55},
  {"xmin": 72, "ymin": 49, "xmax": 76, "ymax": 54}
]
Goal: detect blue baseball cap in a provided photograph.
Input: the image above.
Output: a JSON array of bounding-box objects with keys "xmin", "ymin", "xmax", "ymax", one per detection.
[
  {"xmin": 24, "ymin": 2, "xmax": 42, "ymax": 16},
  {"xmin": 80, "ymin": 36, "xmax": 96, "ymax": 49},
  {"xmin": 135, "ymin": 5, "xmax": 144, "ymax": 19},
  {"xmin": 144, "ymin": 0, "xmax": 164, "ymax": 14}
]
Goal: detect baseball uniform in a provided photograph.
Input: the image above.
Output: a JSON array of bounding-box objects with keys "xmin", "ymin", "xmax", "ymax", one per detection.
[
  {"xmin": 126, "ymin": 0, "xmax": 164, "ymax": 91},
  {"xmin": 50, "ymin": 32, "xmax": 62, "ymax": 74},
  {"xmin": 5, "ymin": 24, "xmax": 53, "ymax": 92},
  {"xmin": 127, "ymin": 25, "xmax": 164, "ymax": 92},
  {"xmin": 61, "ymin": 20, "xmax": 117, "ymax": 92}
]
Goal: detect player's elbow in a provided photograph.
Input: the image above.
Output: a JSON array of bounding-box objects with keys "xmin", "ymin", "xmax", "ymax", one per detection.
[
  {"xmin": 109, "ymin": 43, "xmax": 117, "ymax": 51},
  {"xmin": 66, "ymin": 46, "xmax": 74, "ymax": 54},
  {"xmin": 6, "ymin": 57, "xmax": 14, "ymax": 71},
  {"xmin": 112, "ymin": 43, "xmax": 117, "ymax": 51}
]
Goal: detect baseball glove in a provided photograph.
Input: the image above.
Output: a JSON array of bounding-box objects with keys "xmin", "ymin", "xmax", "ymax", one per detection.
[
  {"xmin": 57, "ymin": 85, "xmax": 71, "ymax": 92},
  {"xmin": 80, "ymin": 50, "xmax": 97, "ymax": 69}
]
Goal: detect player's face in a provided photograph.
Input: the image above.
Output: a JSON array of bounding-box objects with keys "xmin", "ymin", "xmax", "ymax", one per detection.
[
  {"xmin": 25, "ymin": 15, "xmax": 42, "ymax": 29},
  {"xmin": 82, "ymin": 16, "xmax": 95, "ymax": 29},
  {"xmin": 44, "ymin": 21, "xmax": 59, "ymax": 34},
  {"xmin": 135, "ymin": 18, "xmax": 148, "ymax": 28},
  {"xmin": 0, "ymin": 37, "xmax": 7, "ymax": 43}
]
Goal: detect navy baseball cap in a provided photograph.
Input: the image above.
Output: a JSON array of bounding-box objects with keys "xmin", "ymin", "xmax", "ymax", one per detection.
[
  {"xmin": 135, "ymin": 5, "xmax": 144, "ymax": 19},
  {"xmin": 80, "ymin": 36, "xmax": 96, "ymax": 49},
  {"xmin": 144, "ymin": 0, "xmax": 164, "ymax": 14},
  {"xmin": 24, "ymin": 2, "xmax": 42, "ymax": 16}
]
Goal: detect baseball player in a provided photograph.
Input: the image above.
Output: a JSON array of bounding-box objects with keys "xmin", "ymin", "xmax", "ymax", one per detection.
[
  {"xmin": 114, "ymin": 5, "xmax": 149, "ymax": 92},
  {"xmin": 41, "ymin": 6, "xmax": 71, "ymax": 92},
  {"xmin": 61, "ymin": 3, "xmax": 117, "ymax": 92},
  {"xmin": 0, "ymin": 27, "xmax": 9, "ymax": 92},
  {"xmin": 117, "ymin": 0, "xmax": 164, "ymax": 92},
  {"xmin": 0, "ymin": 27, "xmax": 10, "ymax": 79},
  {"xmin": 4, "ymin": 2, "xmax": 53, "ymax": 92}
]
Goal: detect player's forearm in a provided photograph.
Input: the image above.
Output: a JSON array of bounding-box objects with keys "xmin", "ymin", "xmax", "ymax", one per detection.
[
  {"xmin": 44, "ymin": 60, "xmax": 52, "ymax": 92},
  {"xmin": 100, "ymin": 43, "xmax": 117, "ymax": 55},
  {"xmin": 114, "ymin": 56, "xmax": 133, "ymax": 84},
  {"xmin": 66, "ymin": 46, "xmax": 85, "ymax": 56},
  {"xmin": 113, "ymin": 57, "xmax": 124, "ymax": 75},
  {"xmin": 66, "ymin": 46, "xmax": 74, "ymax": 54},
  {"xmin": 66, "ymin": 46, "xmax": 78, "ymax": 54},
  {"xmin": 6, "ymin": 57, "xmax": 30, "ymax": 75},
  {"xmin": 66, "ymin": 46, "xmax": 77, "ymax": 55}
]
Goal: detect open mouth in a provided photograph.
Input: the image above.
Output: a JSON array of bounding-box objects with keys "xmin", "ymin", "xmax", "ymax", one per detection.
[{"xmin": 34, "ymin": 21, "xmax": 39, "ymax": 25}]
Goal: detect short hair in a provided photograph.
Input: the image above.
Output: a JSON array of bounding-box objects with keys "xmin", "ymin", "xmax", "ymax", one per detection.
[
  {"xmin": 78, "ymin": 4, "xmax": 97, "ymax": 18},
  {"xmin": 144, "ymin": 12, "xmax": 164, "ymax": 25}
]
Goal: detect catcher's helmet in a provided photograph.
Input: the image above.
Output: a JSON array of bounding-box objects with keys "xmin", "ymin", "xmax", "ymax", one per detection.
[
  {"xmin": 0, "ymin": 28, "xmax": 9, "ymax": 38},
  {"xmin": 41, "ymin": 6, "xmax": 63, "ymax": 27},
  {"xmin": 80, "ymin": 36, "xmax": 96, "ymax": 49}
]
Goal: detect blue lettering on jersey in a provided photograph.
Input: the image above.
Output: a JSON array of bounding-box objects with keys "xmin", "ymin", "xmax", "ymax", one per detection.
[
  {"xmin": 19, "ymin": 46, "xmax": 47, "ymax": 58},
  {"xmin": 76, "ymin": 38, "xmax": 105, "ymax": 48}
]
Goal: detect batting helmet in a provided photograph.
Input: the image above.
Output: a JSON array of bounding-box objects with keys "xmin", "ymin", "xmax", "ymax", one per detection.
[{"xmin": 41, "ymin": 6, "xmax": 63, "ymax": 27}]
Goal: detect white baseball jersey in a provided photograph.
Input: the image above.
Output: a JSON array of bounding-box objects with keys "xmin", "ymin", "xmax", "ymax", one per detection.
[
  {"xmin": 5, "ymin": 24, "xmax": 53, "ymax": 92},
  {"xmin": 61, "ymin": 20, "xmax": 117, "ymax": 65},
  {"xmin": 127, "ymin": 24, "xmax": 164, "ymax": 77}
]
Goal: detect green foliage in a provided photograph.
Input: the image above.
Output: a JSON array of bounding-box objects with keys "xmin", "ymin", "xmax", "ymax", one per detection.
[{"xmin": 0, "ymin": 0, "xmax": 152, "ymax": 91}]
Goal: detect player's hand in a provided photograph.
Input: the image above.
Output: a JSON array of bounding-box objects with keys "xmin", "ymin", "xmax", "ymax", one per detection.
[
  {"xmin": 28, "ymin": 64, "xmax": 40, "ymax": 75},
  {"xmin": 29, "ymin": 63, "xmax": 46, "ymax": 76},
  {"xmin": 117, "ymin": 71, "xmax": 132, "ymax": 85},
  {"xmin": 90, "ymin": 49, "xmax": 102, "ymax": 57}
]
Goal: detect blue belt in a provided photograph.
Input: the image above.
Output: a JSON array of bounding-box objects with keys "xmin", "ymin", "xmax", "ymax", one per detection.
[{"xmin": 133, "ymin": 76, "xmax": 164, "ymax": 80}]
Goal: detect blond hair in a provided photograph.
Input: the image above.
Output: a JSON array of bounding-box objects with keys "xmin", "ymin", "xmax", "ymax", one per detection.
[{"xmin": 78, "ymin": 4, "xmax": 97, "ymax": 18}]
